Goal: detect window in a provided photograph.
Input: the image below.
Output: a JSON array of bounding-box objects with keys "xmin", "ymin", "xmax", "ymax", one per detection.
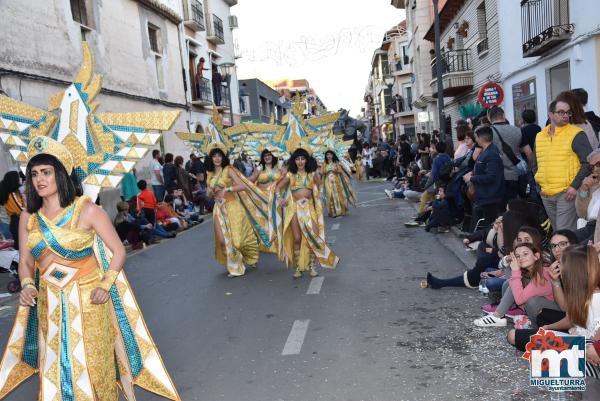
[
  {"xmin": 259, "ymin": 97, "xmax": 268, "ymax": 116},
  {"xmin": 512, "ymin": 78, "xmax": 537, "ymax": 126},
  {"xmin": 477, "ymin": 2, "xmax": 487, "ymax": 40},
  {"xmin": 148, "ymin": 24, "xmax": 161, "ymax": 53},
  {"xmin": 547, "ymin": 61, "xmax": 570, "ymax": 102},
  {"xmin": 70, "ymin": 0, "xmax": 88, "ymax": 26}
]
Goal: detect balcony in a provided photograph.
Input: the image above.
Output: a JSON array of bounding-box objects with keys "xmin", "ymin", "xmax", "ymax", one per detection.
[
  {"xmin": 390, "ymin": 57, "xmax": 411, "ymax": 75},
  {"xmin": 207, "ymin": 14, "xmax": 225, "ymax": 44},
  {"xmin": 191, "ymin": 77, "xmax": 212, "ymax": 106},
  {"xmin": 183, "ymin": 0, "xmax": 205, "ymax": 31},
  {"xmin": 521, "ymin": 0, "xmax": 574, "ymax": 58},
  {"xmin": 430, "ymin": 49, "xmax": 473, "ymax": 98},
  {"xmin": 390, "ymin": 97, "xmax": 413, "ymax": 117},
  {"xmin": 224, "ymin": 0, "xmax": 238, "ymax": 5}
]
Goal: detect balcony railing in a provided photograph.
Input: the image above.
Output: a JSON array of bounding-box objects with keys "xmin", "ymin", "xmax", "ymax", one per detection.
[
  {"xmin": 521, "ymin": 0, "xmax": 574, "ymax": 57},
  {"xmin": 183, "ymin": 0, "xmax": 205, "ymax": 31},
  {"xmin": 431, "ymin": 49, "xmax": 471, "ymax": 78},
  {"xmin": 430, "ymin": 49, "xmax": 473, "ymax": 97},
  {"xmin": 207, "ymin": 14, "xmax": 225, "ymax": 44},
  {"xmin": 390, "ymin": 60, "xmax": 410, "ymax": 74},
  {"xmin": 192, "ymin": 77, "xmax": 212, "ymax": 104},
  {"xmin": 388, "ymin": 97, "xmax": 413, "ymax": 115}
]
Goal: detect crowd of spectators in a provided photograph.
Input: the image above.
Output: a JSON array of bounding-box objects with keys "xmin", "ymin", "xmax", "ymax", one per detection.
[{"xmin": 375, "ymin": 88, "xmax": 600, "ymax": 378}]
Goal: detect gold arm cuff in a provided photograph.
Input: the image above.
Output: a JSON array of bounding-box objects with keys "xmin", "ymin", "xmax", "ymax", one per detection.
[
  {"xmin": 98, "ymin": 270, "xmax": 119, "ymax": 292},
  {"xmin": 20, "ymin": 277, "xmax": 35, "ymax": 288}
]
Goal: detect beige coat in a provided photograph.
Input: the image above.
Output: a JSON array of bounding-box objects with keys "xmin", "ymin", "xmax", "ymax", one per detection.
[{"xmin": 575, "ymin": 182, "xmax": 600, "ymax": 242}]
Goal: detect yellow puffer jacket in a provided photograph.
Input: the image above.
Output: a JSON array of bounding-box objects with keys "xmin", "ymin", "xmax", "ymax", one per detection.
[{"xmin": 535, "ymin": 124, "xmax": 582, "ymax": 196}]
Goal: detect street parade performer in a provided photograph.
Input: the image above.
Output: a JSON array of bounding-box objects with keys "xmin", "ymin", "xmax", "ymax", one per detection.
[
  {"xmin": 205, "ymin": 110, "xmax": 271, "ymax": 277},
  {"xmin": 249, "ymin": 147, "xmax": 286, "ymax": 254},
  {"xmin": 0, "ymin": 42, "xmax": 180, "ymax": 401},
  {"xmin": 274, "ymin": 141, "xmax": 340, "ymax": 278},
  {"xmin": 321, "ymin": 149, "xmax": 357, "ymax": 217}
]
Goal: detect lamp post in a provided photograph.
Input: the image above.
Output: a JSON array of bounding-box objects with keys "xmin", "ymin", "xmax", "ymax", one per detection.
[
  {"xmin": 383, "ymin": 74, "xmax": 397, "ymax": 143},
  {"xmin": 432, "ymin": 0, "xmax": 446, "ymax": 143},
  {"xmin": 219, "ymin": 62, "xmax": 236, "ymax": 127}
]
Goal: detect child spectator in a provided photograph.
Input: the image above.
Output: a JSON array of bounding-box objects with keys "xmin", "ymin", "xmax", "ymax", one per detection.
[{"xmin": 136, "ymin": 180, "xmax": 158, "ymax": 224}]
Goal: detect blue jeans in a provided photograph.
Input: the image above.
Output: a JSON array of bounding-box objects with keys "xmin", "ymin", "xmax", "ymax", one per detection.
[
  {"xmin": 152, "ymin": 185, "xmax": 165, "ymax": 202},
  {"xmin": 484, "ymin": 267, "xmax": 506, "ymax": 292}
]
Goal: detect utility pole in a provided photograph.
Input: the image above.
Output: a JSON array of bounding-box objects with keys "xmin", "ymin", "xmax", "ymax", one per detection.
[{"xmin": 432, "ymin": 0, "xmax": 446, "ymax": 144}]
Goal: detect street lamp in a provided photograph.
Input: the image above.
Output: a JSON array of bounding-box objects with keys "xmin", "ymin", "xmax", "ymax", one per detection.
[
  {"xmin": 383, "ymin": 74, "xmax": 396, "ymax": 142},
  {"xmin": 219, "ymin": 62, "xmax": 236, "ymax": 127}
]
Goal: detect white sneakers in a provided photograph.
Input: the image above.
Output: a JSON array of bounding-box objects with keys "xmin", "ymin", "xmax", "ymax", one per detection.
[
  {"xmin": 384, "ymin": 189, "xmax": 393, "ymax": 199},
  {"xmin": 473, "ymin": 315, "xmax": 507, "ymax": 327}
]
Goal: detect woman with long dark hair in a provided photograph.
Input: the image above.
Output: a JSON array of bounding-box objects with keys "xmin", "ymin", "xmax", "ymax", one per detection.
[
  {"xmin": 321, "ymin": 150, "xmax": 356, "ymax": 217},
  {"xmin": 249, "ymin": 148, "xmax": 284, "ymax": 191},
  {"xmin": 205, "ymin": 146, "xmax": 270, "ymax": 277},
  {"xmin": 0, "ymin": 171, "xmax": 25, "ymax": 249},
  {"xmin": 274, "ymin": 146, "xmax": 339, "ymax": 278},
  {"xmin": 0, "ymin": 136, "xmax": 180, "ymax": 400}
]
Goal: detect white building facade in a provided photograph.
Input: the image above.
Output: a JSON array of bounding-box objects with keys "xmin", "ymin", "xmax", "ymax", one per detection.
[
  {"xmin": 499, "ymin": 0, "xmax": 600, "ymax": 127},
  {"xmin": 0, "ymin": 0, "xmax": 241, "ymax": 179}
]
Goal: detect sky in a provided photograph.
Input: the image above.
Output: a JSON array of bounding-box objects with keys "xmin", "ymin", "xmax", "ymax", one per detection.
[{"xmin": 232, "ymin": 0, "xmax": 405, "ymax": 117}]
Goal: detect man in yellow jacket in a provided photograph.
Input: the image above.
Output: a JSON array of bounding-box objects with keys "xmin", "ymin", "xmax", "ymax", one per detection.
[{"xmin": 533, "ymin": 99, "xmax": 593, "ymax": 231}]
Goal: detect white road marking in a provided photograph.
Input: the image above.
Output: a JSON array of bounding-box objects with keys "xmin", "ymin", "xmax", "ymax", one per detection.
[
  {"xmin": 357, "ymin": 196, "xmax": 389, "ymax": 205},
  {"xmin": 282, "ymin": 319, "xmax": 310, "ymax": 355},
  {"xmin": 327, "ymin": 235, "xmax": 336, "ymax": 244},
  {"xmin": 306, "ymin": 277, "xmax": 325, "ymax": 295},
  {"xmin": 0, "ymin": 293, "xmax": 12, "ymax": 298},
  {"xmin": 331, "ymin": 223, "xmax": 340, "ymax": 231}
]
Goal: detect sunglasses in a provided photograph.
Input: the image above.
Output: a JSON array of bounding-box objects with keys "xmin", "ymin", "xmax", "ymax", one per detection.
[{"xmin": 550, "ymin": 241, "xmax": 570, "ymax": 250}]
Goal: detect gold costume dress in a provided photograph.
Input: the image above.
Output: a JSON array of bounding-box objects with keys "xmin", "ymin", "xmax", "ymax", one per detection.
[
  {"xmin": 0, "ymin": 196, "xmax": 180, "ymax": 401},
  {"xmin": 321, "ymin": 162, "xmax": 356, "ymax": 217},
  {"xmin": 271, "ymin": 172, "xmax": 339, "ymax": 271},
  {"xmin": 256, "ymin": 165, "xmax": 282, "ymax": 254},
  {"xmin": 208, "ymin": 166, "xmax": 271, "ymax": 276}
]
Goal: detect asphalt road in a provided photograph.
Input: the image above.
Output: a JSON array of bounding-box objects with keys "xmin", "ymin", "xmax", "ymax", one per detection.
[{"xmin": 1, "ymin": 180, "xmax": 598, "ymax": 401}]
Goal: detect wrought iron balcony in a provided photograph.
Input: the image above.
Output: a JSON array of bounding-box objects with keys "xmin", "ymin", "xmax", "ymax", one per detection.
[
  {"xmin": 183, "ymin": 0, "xmax": 205, "ymax": 31},
  {"xmin": 390, "ymin": 59, "xmax": 411, "ymax": 75},
  {"xmin": 430, "ymin": 49, "xmax": 473, "ymax": 97},
  {"xmin": 207, "ymin": 14, "xmax": 225, "ymax": 44},
  {"xmin": 192, "ymin": 77, "xmax": 212, "ymax": 106},
  {"xmin": 521, "ymin": 0, "xmax": 574, "ymax": 58}
]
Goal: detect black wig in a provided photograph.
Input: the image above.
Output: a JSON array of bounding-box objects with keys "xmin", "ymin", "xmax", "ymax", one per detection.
[
  {"xmin": 259, "ymin": 149, "xmax": 278, "ymax": 169},
  {"xmin": 204, "ymin": 148, "xmax": 230, "ymax": 172},
  {"xmin": 26, "ymin": 153, "xmax": 83, "ymax": 213},
  {"xmin": 288, "ymin": 148, "xmax": 318, "ymax": 173},
  {"xmin": 324, "ymin": 150, "xmax": 339, "ymax": 163}
]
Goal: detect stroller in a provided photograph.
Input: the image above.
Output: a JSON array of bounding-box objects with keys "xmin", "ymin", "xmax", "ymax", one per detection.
[{"xmin": 0, "ymin": 242, "xmax": 20, "ymax": 293}]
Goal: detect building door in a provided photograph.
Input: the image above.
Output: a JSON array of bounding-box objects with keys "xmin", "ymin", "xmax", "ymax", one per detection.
[{"xmin": 547, "ymin": 61, "xmax": 570, "ymax": 103}]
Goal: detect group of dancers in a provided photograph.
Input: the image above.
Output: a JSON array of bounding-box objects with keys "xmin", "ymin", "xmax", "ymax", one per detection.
[
  {"xmin": 0, "ymin": 42, "xmax": 357, "ymax": 400},
  {"xmin": 206, "ymin": 141, "xmax": 356, "ymax": 279}
]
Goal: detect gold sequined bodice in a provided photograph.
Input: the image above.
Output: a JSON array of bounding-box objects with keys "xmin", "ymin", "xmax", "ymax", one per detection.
[
  {"xmin": 26, "ymin": 196, "xmax": 95, "ymax": 258},
  {"xmin": 289, "ymin": 172, "xmax": 315, "ymax": 193},
  {"xmin": 257, "ymin": 166, "xmax": 281, "ymax": 185},
  {"xmin": 207, "ymin": 166, "xmax": 233, "ymax": 190}
]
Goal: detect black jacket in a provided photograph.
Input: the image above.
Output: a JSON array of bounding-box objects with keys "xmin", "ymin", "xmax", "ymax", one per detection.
[{"xmin": 470, "ymin": 143, "xmax": 505, "ymax": 206}]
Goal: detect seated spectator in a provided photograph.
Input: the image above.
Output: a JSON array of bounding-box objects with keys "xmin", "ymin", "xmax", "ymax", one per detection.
[
  {"xmin": 473, "ymin": 242, "xmax": 559, "ymax": 328},
  {"xmin": 507, "ymin": 229, "xmax": 578, "ymax": 351},
  {"xmin": 385, "ymin": 162, "xmax": 422, "ymax": 201},
  {"xmin": 114, "ymin": 201, "xmax": 158, "ymax": 250},
  {"xmin": 575, "ymin": 149, "xmax": 600, "ymax": 243},
  {"xmin": 423, "ymin": 210, "xmax": 530, "ymax": 290},
  {"xmin": 157, "ymin": 195, "xmax": 187, "ymax": 230},
  {"xmin": 171, "ymin": 190, "xmax": 203, "ymax": 225},
  {"xmin": 136, "ymin": 180, "xmax": 157, "ymax": 224}
]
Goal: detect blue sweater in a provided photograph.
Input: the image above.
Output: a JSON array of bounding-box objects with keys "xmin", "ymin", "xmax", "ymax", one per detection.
[{"xmin": 470, "ymin": 144, "xmax": 505, "ymax": 206}]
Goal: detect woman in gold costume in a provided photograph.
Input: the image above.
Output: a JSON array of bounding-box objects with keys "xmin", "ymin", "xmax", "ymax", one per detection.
[
  {"xmin": 249, "ymin": 148, "xmax": 285, "ymax": 254},
  {"xmin": 0, "ymin": 136, "xmax": 180, "ymax": 401},
  {"xmin": 274, "ymin": 147, "xmax": 339, "ymax": 278},
  {"xmin": 206, "ymin": 147, "xmax": 270, "ymax": 277},
  {"xmin": 321, "ymin": 150, "xmax": 356, "ymax": 217}
]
